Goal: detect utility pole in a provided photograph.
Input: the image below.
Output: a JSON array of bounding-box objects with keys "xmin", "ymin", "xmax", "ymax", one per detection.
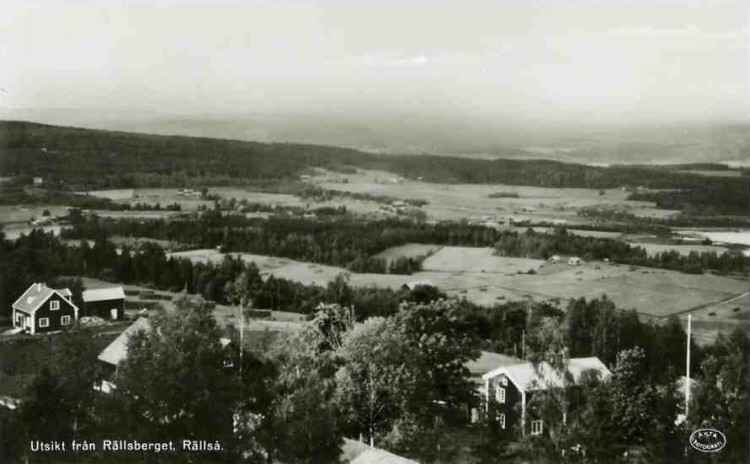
[
  {"xmin": 685, "ymin": 314, "xmax": 692, "ymax": 420},
  {"xmin": 239, "ymin": 300, "xmax": 245, "ymax": 379}
]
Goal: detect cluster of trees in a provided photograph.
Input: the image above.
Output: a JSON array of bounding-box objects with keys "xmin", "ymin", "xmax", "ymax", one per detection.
[
  {"xmin": 347, "ymin": 255, "xmax": 426, "ymax": 274},
  {"xmin": 298, "ymin": 185, "xmax": 428, "ymax": 207},
  {"xmin": 62, "ymin": 213, "xmax": 503, "ymax": 270},
  {"xmin": 476, "ymin": 311, "xmax": 748, "ymax": 464},
  {"xmin": 3, "ymin": 121, "xmax": 746, "ymax": 217},
  {"xmin": 578, "ymin": 206, "xmax": 750, "ymax": 230},
  {"xmin": 629, "ymin": 182, "xmax": 749, "ymax": 216}
]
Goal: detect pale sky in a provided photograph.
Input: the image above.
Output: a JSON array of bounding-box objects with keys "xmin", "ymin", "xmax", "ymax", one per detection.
[{"xmin": 0, "ymin": 0, "xmax": 748, "ymax": 125}]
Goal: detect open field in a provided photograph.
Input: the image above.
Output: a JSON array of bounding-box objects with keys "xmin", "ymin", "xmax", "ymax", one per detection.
[
  {"xmin": 0, "ymin": 205, "xmax": 69, "ymax": 224},
  {"xmin": 422, "ymin": 247, "xmax": 545, "ymax": 274},
  {"xmin": 1, "ymin": 224, "xmax": 63, "ymax": 240},
  {"xmin": 303, "ymin": 168, "xmax": 679, "ymax": 223},
  {"xmin": 675, "ymin": 229, "xmax": 750, "ymax": 247},
  {"xmin": 678, "ymin": 170, "xmax": 746, "ymax": 178},
  {"xmin": 168, "ymin": 249, "xmax": 298, "ymax": 272}
]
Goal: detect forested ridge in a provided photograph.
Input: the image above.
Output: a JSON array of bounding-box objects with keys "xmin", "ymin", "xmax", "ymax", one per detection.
[{"xmin": 2, "ymin": 120, "xmax": 747, "ymax": 214}]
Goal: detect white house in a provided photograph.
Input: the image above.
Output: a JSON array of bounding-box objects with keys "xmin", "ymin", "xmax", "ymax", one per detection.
[
  {"xmin": 12, "ymin": 283, "xmax": 79, "ymax": 335},
  {"xmin": 568, "ymin": 257, "xmax": 581, "ymax": 266}
]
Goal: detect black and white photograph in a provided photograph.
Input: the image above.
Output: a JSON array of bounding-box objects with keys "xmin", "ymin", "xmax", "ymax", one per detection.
[{"xmin": 0, "ymin": 0, "xmax": 748, "ymax": 463}]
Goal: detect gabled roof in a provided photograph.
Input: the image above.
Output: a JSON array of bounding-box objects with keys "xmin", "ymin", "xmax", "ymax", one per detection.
[
  {"xmin": 402, "ymin": 279, "xmax": 434, "ymax": 290},
  {"xmin": 97, "ymin": 317, "xmax": 152, "ymax": 366},
  {"xmin": 483, "ymin": 357, "xmax": 611, "ymax": 392},
  {"xmin": 98, "ymin": 318, "xmax": 233, "ymax": 367},
  {"xmin": 466, "ymin": 351, "xmax": 522, "ymax": 383},
  {"xmin": 341, "ymin": 439, "xmax": 418, "ymax": 464},
  {"xmin": 83, "ymin": 287, "xmax": 125, "ymax": 303},
  {"xmin": 12, "ymin": 283, "xmax": 75, "ymax": 314}
]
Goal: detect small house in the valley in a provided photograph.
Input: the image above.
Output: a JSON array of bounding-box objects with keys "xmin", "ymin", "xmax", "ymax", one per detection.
[
  {"xmin": 401, "ymin": 279, "xmax": 434, "ymax": 291},
  {"xmin": 82, "ymin": 287, "xmax": 125, "ymax": 320},
  {"xmin": 482, "ymin": 357, "xmax": 610, "ymax": 436},
  {"xmin": 12, "ymin": 283, "xmax": 79, "ymax": 335},
  {"xmin": 567, "ymin": 256, "xmax": 581, "ymax": 266},
  {"xmin": 548, "ymin": 255, "xmax": 561, "ymax": 264}
]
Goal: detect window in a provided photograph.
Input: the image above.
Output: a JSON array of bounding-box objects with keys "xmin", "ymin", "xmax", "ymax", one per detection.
[
  {"xmin": 39, "ymin": 317, "xmax": 49, "ymax": 328},
  {"xmin": 495, "ymin": 386, "xmax": 506, "ymax": 404},
  {"xmin": 50, "ymin": 300, "xmax": 60, "ymax": 311},
  {"xmin": 531, "ymin": 420, "xmax": 543, "ymax": 436},
  {"xmin": 61, "ymin": 315, "xmax": 71, "ymax": 325},
  {"xmin": 499, "ymin": 413, "xmax": 506, "ymax": 430}
]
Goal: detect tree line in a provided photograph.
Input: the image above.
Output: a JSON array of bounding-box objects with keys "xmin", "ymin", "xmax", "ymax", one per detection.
[{"xmin": 62, "ymin": 213, "xmax": 749, "ymax": 275}]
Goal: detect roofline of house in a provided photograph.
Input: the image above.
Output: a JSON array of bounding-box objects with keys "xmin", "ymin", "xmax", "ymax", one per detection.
[
  {"xmin": 12, "ymin": 285, "xmax": 79, "ymax": 315},
  {"xmin": 11, "ymin": 283, "xmax": 41, "ymax": 309},
  {"xmin": 482, "ymin": 365, "xmax": 527, "ymax": 393}
]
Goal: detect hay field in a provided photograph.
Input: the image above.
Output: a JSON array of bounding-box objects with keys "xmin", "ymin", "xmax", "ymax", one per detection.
[
  {"xmin": 0, "ymin": 205, "xmax": 69, "ymax": 224},
  {"xmin": 422, "ymin": 247, "xmax": 545, "ymax": 274},
  {"xmin": 168, "ymin": 249, "xmax": 296, "ymax": 272},
  {"xmin": 168, "ymin": 247, "xmax": 747, "ymax": 321}
]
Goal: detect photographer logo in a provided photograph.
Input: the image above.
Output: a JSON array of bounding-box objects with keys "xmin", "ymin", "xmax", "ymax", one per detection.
[{"xmin": 689, "ymin": 429, "xmax": 726, "ymax": 453}]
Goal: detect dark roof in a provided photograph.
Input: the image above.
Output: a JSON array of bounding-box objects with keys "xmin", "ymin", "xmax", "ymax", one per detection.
[{"xmin": 12, "ymin": 283, "xmax": 75, "ymax": 314}]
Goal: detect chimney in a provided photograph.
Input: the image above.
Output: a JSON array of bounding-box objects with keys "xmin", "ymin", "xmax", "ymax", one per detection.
[{"xmin": 36, "ymin": 282, "xmax": 42, "ymax": 292}]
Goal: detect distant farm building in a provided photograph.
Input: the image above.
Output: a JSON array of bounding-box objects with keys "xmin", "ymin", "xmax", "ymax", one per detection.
[
  {"xmin": 32, "ymin": 177, "xmax": 43, "ymax": 186},
  {"xmin": 548, "ymin": 255, "xmax": 561, "ymax": 264},
  {"xmin": 82, "ymin": 287, "xmax": 125, "ymax": 321},
  {"xmin": 568, "ymin": 257, "xmax": 581, "ymax": 266},
  {"xmin": 12, "ymin": 283, "xmax": 79, "ymax": 335},
  {"xmin": 401, "ymin": 279, "xmax": 435, "ymax": 291}
]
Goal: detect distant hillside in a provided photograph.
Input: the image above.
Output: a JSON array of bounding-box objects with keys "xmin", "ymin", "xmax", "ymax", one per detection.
[
  {"xmin": 0, "ymin": 120, "xmax": 747, "ymax": 214},
  {"xmin": 4, "ymin": 109, "xmax": 746, "ymax": 166}
]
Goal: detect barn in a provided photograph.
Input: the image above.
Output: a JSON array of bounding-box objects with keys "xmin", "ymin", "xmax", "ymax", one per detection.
[{"xmin": 82, "ymin": 287, "xmax": 125, "ymax": 321}]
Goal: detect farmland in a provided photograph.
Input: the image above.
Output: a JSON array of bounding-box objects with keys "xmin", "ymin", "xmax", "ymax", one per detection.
[
  {"xmin": 302, "ymin": 168, "xmax": 681, "ymax": 223},
  {"xmin": 169, "ymin": 245, "xmax": 747, "ymax": 328}
]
